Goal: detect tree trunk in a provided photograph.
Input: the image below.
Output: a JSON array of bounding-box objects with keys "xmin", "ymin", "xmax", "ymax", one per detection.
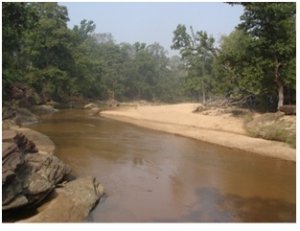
[
  {"xmin": 277, "ymin": 81, "xmax": 284, "ymax": 110},
  {"xmin": 274, "ymin": 58, "xmax": 284, "ymax": 110},
  {"xmin": 202, "ymin": 79, "xmax": 206, "ymax": 105}
]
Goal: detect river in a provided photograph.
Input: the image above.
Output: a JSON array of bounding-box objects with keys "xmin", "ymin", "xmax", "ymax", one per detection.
[{"xmin": 28, "ymin": 109, "xmax": 296, "ymax": 222}]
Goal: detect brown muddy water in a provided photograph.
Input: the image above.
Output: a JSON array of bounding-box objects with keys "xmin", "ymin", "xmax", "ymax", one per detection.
[{"xmin": 28, "ymin": 109, "xmax": 296, "ymax": 222}]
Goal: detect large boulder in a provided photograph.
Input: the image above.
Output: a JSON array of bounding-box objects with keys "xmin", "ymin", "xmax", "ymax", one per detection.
[
  {"xmin": 2, "ymin": 130, "xmax": 70, "ymax": 211},
  {"xmin": 21, "ymin": 177, "xmax": 104, "ymax": 222}
]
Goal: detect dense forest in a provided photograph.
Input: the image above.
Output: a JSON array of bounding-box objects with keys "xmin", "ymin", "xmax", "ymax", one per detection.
[{"xmin": 2, "ymin": 2, "xmax": 296, "ymax": 111}]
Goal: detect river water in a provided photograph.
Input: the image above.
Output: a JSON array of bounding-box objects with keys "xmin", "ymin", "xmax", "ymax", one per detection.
[{"xmin": 29, "ymin": 109, "xmax": 296, "ymax": 222}]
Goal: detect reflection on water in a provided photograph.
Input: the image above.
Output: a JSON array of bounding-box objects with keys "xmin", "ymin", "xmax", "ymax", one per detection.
[
  {"xmin": 29, "ymin": 109, "xmax": 296, "ymax": 222},
  {"xmin": 158, "ymin": 187, "xmax": 296, "ymax": 222}
]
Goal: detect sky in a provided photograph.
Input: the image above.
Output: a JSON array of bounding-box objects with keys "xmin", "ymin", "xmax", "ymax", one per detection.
[{"xmin": 59, "ymin": 2, "xmax": 244, "ymax": 56}]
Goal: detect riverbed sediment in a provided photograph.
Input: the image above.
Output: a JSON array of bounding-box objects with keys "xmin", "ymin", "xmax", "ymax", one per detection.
[{"xmin": 100, "ymin": 103, "xmax": 296, "ymax": 162}]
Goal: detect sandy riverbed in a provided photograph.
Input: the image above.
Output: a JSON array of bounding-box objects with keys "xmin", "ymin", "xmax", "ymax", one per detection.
[{"xmin": 100, "ymin": 103, "xmax": 295, "ymax": 162}]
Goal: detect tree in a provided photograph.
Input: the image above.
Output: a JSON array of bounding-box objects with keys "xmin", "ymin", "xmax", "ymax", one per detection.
[
  {"xmin": 22, "ymin": 2, "xmax": 75, "ymax": 100},
  {"xmin": 2, "ymin": 2, "xmax": 37, "ymax": 100},
  {"xmin": 2, "ymin": 2, "xmax": 187, "ymax": 105},
  {"xmin": 237, "ymin": 2, "xmax": 296, "ymax": 110},
  {"xmin": 216, "ymin": 29, "xmax": 266, "ymax": 107},
  {"xmin": 171, "ymin": 24, "xmax": 218, "ymax": 103}
]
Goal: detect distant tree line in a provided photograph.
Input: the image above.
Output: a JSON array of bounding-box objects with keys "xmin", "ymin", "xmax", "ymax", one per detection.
[
  {"xmin": 2, "ymin": 2, "xmax": 296, "ymax": 111},
  {"xmin": 2, "ymin": 2, "xmax": 186, "ymax": 104}
]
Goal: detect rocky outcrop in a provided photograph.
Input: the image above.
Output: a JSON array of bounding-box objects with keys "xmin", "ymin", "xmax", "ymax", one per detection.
[
  {"xmin": 2, "ymin": 107, "xmax": 39, "ymax": 126},
  {"xmin": 22, "ymin": 177, "xmax": 104, "ymax": 222},
  {"xmin": 2, "ymin": 130, "xmax": 70, "ymax": 211},
  {"xmin": 12, "ymin": 127, "xmax": 56, "ymax": 155},
  {"xmin": 83, "ymin": 100, "xmax": 120, "ymax": 117},
  {"xmin": 32, "ymin": 105, "xmax": 59, "ymax": 115},
  {"xmin": 2, "ymin": 129, "xmax": 105, "ymax": 222}
]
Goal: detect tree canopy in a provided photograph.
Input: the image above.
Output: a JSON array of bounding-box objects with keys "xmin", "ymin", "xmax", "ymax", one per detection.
[{"xmin": 2, "ymin": 2, "xmax": 296, "ymax": 111}]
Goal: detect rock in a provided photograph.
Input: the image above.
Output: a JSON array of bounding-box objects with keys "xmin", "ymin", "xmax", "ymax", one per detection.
[
  {"xmin": 192, "ymin": 105, "xmax": 207, "ymax": 113},
  {"xmin": 84, "ymin": 103, "xmax": 98, "ymax": 110},
  {"xmin": 2, "ymin": 152, "xmax": 69, "ymax": 211},
  {"xmin": 2, "ymin": 119, "xmax": 18, "ymax": 130},
  {"xmin": 32, "ymin": 105, "xmax": 58, "ymax": 115},
  {"xmin": 2, "ymin": 142, "xmax": 22, "ymax": 184},
  {"xmin": 14, "ymin": 108, "xmax": 39, "ymax": 126},
  {"xmin": 2, "ymin": 131, "xmax": 69, "ymax": 211},
  {"xmin": 21, "ymin": 177, "xmax": 104, "ymax": 222},
  {"xmin": 2, "ymin": 130, "xmax": 38, "ymax": 153},
  {"xmin": 2, "ymin": 130, "xmax": 18, "ymax": 143},
  {"xmin": 2, "ymin": 107, "xmax": 16, "ymax": 120},
  {"xmin": 88, "ymin": 107, "xmax": 101, "ymax": 116},
  {"xmin": 11, "ymin": 128, "xmax": 55, "ymax": 155}
]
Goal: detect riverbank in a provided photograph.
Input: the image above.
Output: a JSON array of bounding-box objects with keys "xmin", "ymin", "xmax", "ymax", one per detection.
[
  {"xmin": 100, "ymin": 103, "xmax": 296, "ymax": 162},
  {"xmin": 2, "ymin": 115, "xmax": 104, "ymax": 222}
]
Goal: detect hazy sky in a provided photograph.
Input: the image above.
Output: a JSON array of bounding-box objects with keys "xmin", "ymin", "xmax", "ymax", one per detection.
[{"xmin": 59, "ymin": 2, "xmax": 244, "ymax": 56}]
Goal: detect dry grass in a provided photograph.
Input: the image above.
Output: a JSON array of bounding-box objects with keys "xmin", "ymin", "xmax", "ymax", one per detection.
[{"xmin": 245, "ymin": 113, "xmax": 296, "ymax": 148}]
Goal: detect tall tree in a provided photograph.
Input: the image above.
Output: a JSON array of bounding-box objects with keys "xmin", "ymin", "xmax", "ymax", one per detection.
[
  {"xmin": 171, "ymin": 24, "xmax": 218, "ymax": 103},
  {"xmin": 2, "ymin": 2, "xmax": 37, "ymax": 99},
  {"xmin": 237, "ymin": 2, "xmax": 296, "ymax": 109},
  {"xmin": 216, "ymin": 29, "xmax": 265, "ymax": 104},
  {"xmin": 22, "ymin": 2, "xmax": 74, "ymax": 100}
]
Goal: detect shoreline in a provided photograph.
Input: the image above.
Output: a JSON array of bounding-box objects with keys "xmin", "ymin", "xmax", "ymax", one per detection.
[{"xmin": 100, "ymin": 104, "xmax": 296, "ymax": 162}]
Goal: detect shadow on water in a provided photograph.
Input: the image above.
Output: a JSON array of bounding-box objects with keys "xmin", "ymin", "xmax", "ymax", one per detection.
[{"xmin": 155, "ymin": 187, "xmax": 296, "ymax": 223}]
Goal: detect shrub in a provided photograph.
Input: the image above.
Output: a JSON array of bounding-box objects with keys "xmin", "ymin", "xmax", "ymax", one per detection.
[{"xmin": 245, "ymin": 113, "xmax": 296, "ymax": 148}]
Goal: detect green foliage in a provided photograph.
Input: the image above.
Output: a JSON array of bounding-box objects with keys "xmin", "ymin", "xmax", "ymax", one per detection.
[
  {"xmin": 25, "ymin": 66, "xmax": 70, "ymax": 101},
  {"xmin": 3, "ymin": 2, "xmax": 295, "ymax": 112},
  {"xmin": 3, "ymin": 2, "xmax": 186, "ymax": 104},
  {"xmin": 214, "ymin": 3, "xmax": 296, "ymax": 111},
  {"xmin": 171, "ymin": 24, "xmax": 218, "ymax": 102},
  {"xmin": 237, "ymin": 2, "xmax": 296, "ymax": 109},
  {"xmin": 2, "ymin": 2, "xmax": 37, "ymax": 100}
]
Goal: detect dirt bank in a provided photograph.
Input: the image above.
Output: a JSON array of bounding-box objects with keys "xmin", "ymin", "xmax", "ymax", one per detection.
[{"xmin": 100, "ymin": 103, "xmax": 295, "ymax": 162}]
